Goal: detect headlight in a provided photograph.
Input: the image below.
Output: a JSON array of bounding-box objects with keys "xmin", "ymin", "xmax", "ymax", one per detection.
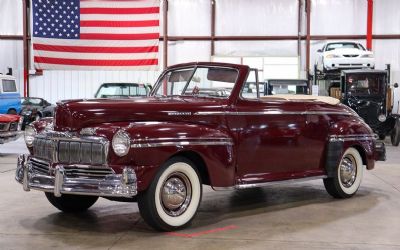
[
  {"xmin": 24, "ymin": 125, "xmax": 37, "ymax": 147},
  {"xmin": 112, "ymin": 130, "xmax": 131, "ymax": 157},
  {"xmin": 378, "ymin": 114, "xmax": 386, "ymax": 122},
  {"xmin": 326, "ymin": 54, "xmax": 340, "ymax": 58},
  {"xmin": 361, "ymin": 54, "xmax": 373, "ymax": 58},
  {"xmin": 21, "ymin": 110, "xmax": 32, "ymax": 116}
]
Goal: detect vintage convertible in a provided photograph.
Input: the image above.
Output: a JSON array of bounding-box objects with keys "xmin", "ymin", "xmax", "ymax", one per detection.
[{"xmin": 16, "ymin": 62, "xmax": 385, "ymax": 231}]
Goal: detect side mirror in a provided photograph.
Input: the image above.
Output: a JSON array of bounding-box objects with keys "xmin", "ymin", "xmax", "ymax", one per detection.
[
  {"xmin": 394, "ymin": 83, "xmax": 399, "ymax": 88},
  {"xmin": 317, "ymin": 49, "xmax": 323, "ymax": 53}
]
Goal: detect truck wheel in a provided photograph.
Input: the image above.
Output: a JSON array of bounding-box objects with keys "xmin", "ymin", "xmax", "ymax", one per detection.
[
  {"xmin": 391, "ymin": 119, "xmax": 400, "ymax": 146},
  {"xmin": 45, "ymin": 193, "xmax": 98, "ymax": 213},
  {"xmin": 7, "ymin": 109, "xmax": 17, "ymax": 115},
  {"xmin": 323, "ymin": 147, "xmax": 363, "ymax": 199},
  {"xmin": 138, "ymin": 157, "xmax": 202, "ymax": 231}
]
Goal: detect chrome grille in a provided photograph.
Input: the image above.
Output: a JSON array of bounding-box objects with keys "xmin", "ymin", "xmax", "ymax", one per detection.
[
  {"xmin": 64, "ymin": 167, "xmax": 114, "ymax": 179},
  {"xmin": 33, "ymin": 136, "xmax": 108, "ymax": 165},
  {"xmin": 31, "ymin": 158, "xmax": 50, "ymax": 175}
]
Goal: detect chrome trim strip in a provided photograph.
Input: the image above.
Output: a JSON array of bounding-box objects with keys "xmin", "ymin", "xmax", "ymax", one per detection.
[
  {"xmin": 131, "ymin": 140, "xmax": 233, "ymax": 148},
  {"xmin": 194, "ymin": 111, "xmax": 353, "ymax": 116},
  {"xmin": 213, "ymin": 175, "xmax": 328, "ymax": 191},
  {"xmin": 329, "ymin": 134, "xmax": 377, "ymax": 142},
  {"xmin": 235, "ymin": 175, "xmax": 328, "ymax": 189}
]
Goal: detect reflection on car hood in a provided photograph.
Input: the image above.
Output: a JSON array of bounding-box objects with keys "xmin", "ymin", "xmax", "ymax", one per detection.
[{"xmin": 54, "ymin": 97, "xmax": 227, "ymax": 131}]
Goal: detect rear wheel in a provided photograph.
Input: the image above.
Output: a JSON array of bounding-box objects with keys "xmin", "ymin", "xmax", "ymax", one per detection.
[
  {"xmin": 391, "ymin": 119, "xmax": 400, "ymax": 146},
  {"xmin": 45, "ymin": 193, "xmax": 98, "ymax": 213},
  {"xmin": 323, "ymin": 147, "xmax": 363, "ymax": 198},
  {"xmin": 138, "ymin": 157, "xmax": 202, "ymax": 231}
]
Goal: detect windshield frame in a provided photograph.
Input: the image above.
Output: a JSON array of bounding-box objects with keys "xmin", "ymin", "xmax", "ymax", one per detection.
[
  {"xmin": 344, "ymin": 73, "xmax": 386, "ymax": 97},
  {"xmin": 150, "ymin": 65, "xmax": 240, "ymax": 99}
]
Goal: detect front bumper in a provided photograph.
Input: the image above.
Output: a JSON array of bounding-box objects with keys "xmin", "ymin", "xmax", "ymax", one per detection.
[
  {"xmin": 374, "ymin": 142, "xmax": 386, "ymax": 161},
  {"xmin": 0, "ymin": 131, "xmax": 22, "ymax": 144},
  {"xmin": 324, "ymin": 57, "xmax": 375, "ymax": 70},
  {"xmin": 15, "ymin": 155, "xmax": 138, "ymax": 198}
]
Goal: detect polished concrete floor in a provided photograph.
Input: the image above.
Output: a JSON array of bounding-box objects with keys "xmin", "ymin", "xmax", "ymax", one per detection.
[{"xmin": 1, "ymin": 138, "xmax": 400, "ymax": 250}]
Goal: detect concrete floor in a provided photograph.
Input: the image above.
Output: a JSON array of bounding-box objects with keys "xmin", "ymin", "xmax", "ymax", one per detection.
[{"xmin": 1, "ymin": 138, "xmax": 400, "ymax": 250}]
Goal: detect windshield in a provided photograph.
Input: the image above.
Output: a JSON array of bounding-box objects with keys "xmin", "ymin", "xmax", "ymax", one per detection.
[
  {"xmin": 326, "ymin": 43, "xmax": 364, "ymax": 51},
  {"xmin": 346, "ymin": 74, "xmax": 385, "ymax": 96},
  {"xmin": 152, "ymin": 67, "xmax": 238, "ymax": 98},
  {"xmin": 95, "ymin": 84, "xmax": 148, "ymax": 98},
  {"xmin": 21, "ymin": 98, "xmax": 42, "ymax": 106}
]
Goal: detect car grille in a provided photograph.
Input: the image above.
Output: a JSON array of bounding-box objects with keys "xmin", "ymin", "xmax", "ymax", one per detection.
[
  {"xmin": 9, "ymin": 122, "xmax": 18, "ymax": 131},
  {"xmin": 0, "ymin": 123, "xmax": 8, "ymax": 131},
  {"xmin": 33, "ymin": 137, "xmax": 108, "ymax": 165},
  {"xmin": 31, "ymin": 158, "xmax": 51, "ymax": 175},
  {"xmin": 30, "ymin": 158, "xmax": 114, "ymax": 179},
  {"xmin": 343, "ymin": 54, "xmax": 359, "ymax": 58}
]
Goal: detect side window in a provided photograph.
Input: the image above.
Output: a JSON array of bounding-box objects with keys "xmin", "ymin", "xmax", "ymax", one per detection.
[
  {"xmin": 241, "ymin": 69, "xmax": 260, "ymax": 100},
  {"xmin": 155, "ymin": 69, "xmax": 194, "ymax": 96},
  {"xmin": 2, "ymin": 80, "xmax": 17, "ymax": 92}
]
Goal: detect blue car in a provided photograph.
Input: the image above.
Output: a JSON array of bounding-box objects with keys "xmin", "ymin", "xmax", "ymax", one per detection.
[{"xmin": 0, "ymin": 75, "xmax": 21, "ymax": 114}]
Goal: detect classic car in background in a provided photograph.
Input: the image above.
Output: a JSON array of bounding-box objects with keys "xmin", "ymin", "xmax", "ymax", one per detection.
[
  {"xmin": 95, "ymin": 83, "xmax": 151, "ymax": 98},
  {"xmin": 315, "ymin": 41, "xmax": 375, "ymax": 73},
  {"xmin": 0, "ymin": 114, "xmax": 22, "ymax": 144},
  {"xmin": 20, "ymin": 97, "xmax": 55, "ymax": 129},
  {"xmin": 0, "ymin": 75, "xmax": 21, "ymax": 115},
  {"xmin": 264, "ymin": 79, "xmax": 310, "ymax": 95},
  {"xmin": 328, "ymin": 69, "xmax": 400, "ymax": 146},
  {"xmin": 16, "ymin": 62, "xmax": 385, "ymax": 231}
]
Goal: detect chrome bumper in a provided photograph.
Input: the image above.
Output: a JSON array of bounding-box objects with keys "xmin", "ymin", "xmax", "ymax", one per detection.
[
  {"xmin": 0, "ymin": 131, "xmax": 22, "ymax": 144},
  {"xmin": 15, "ymin": 155, "xmax": 138, "ymax": 198}
]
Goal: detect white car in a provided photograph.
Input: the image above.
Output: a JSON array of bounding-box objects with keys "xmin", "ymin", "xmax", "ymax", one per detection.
[{"xmin": 315, "ymin": 41, "xmax": 375, "ymax": 73}]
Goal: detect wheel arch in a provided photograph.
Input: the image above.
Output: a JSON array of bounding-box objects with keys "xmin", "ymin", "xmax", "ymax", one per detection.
[{"xmin": 169, "ymin": 150, "xmax": 211, "ymax": 186}]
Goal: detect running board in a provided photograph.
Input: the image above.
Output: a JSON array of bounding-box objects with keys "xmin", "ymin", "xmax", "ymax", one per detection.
[{"xmin": 212, "ymin": 175, "xmax": 327, "ymax": 191}]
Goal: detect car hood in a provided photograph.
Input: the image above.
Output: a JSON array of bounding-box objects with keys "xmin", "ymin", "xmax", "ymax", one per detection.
[
  {"xmin": 0, "ymin": 114, "xmax": 20, "ymax": 123},
  {"xmin": 54, "ymin": 97, "xmax": 227, "ymax": 131},
  {"xmin": 325, "ymin": 48, "xmax": 372, "ymax": 56}
]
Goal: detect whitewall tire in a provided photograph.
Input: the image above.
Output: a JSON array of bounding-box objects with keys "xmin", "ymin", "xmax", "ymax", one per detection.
[
  {"xmin": 138, "ymin": 157, "xmax": 202, "ymax": 231},
  {"xmin": 323, "ymin": 147, "xmax": 364, "ymax": 198}
]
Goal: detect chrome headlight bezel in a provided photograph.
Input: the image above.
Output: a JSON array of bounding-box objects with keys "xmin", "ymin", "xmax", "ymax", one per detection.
[
  {"xmin": 24, "ymin": 125, "xmax": 37, "ymax": 147},
  {"xmin": 112, "ymin": 130, "xmax": 131, "ymax": 157},
  {"xmin": 378, "ymin": 114, "xmax": 387, "ymax": 122}
]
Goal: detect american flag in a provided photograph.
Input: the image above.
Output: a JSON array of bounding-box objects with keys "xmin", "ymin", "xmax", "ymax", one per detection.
[{"xmin": 32, "ymin": 0, "xmax": 160, "ymax": 70}]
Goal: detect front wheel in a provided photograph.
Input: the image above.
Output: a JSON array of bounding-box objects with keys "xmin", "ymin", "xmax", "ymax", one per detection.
[
  {"xmin": 45, "ymin": 193, "xmax": 98, "ymax": 213},
  {"xmin": 323, "ymin": 147, "xmax": 364, "ymax": 198},
  {"xmin": 138, "ymin": 157, "xmax": 202, "ymax": 231},
  {"xmin": 391, "ymin": 119, "xmax": 400, "ymax": 146}
]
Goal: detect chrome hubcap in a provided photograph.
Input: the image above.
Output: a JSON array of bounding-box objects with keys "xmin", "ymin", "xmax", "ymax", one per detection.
[
  {"xmin": 160, "ymin": 172, "xmax": 192, "ymax": 217},
  {"xmin": 340, "ymin": 155, "xmax": 357, "ymax": 188}
]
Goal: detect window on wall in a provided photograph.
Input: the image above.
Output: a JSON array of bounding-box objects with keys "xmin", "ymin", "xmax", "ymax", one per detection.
[{"xmin": 212, "ymin": 56, "xmax": 299, "ymax": 81}]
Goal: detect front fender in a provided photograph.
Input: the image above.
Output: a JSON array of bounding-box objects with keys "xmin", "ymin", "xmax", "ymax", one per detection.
[{"xmin": 98, "ymin": 121, "xmax": 236, "ymax": 191}]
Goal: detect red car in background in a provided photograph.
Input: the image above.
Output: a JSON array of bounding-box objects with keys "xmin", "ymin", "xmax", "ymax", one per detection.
[{"xmin": 0, "ymin": 114, "xmax": 22, "ymax": 144}]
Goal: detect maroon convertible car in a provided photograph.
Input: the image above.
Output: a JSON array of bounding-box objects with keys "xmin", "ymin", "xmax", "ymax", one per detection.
[{"xmin": 16, "ymin": 62, "xmax": 385, "ymax": 231}]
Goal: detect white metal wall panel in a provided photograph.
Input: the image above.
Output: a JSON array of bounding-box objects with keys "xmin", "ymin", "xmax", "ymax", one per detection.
[
  {"xmin": 216, "ymin": 0, "xmax": 298, "ymax": 36},
  {"xmin": 311, "ymin": 0, "xmax": 367, "ymax": 35},
  {"xmin": 0, "ymin": 0, "xmax": 23, "ymax": 35},
  {"xmin": 168, "ymin": 0, "xmax": 211, "ymax": 36},
  {"xmin": 374, "ymin": 0, "xmax": 400, "ymax": 35},
  {"xmin": 29, "ymin": 70, "xmax": 160, "ymax": 104},
  {"xmin": 0, "ymin": 40, "xmax": 24, "ymax": 93},
  {"xmin": 215, "ymin": 41, "xmax": 298, "ymax": 57},
  {"xmin": 168, "ymin": 41, "xmax": 211, "ymax": 65}
]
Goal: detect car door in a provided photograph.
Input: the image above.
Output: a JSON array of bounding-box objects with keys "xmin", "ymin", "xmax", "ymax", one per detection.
[{"xmin": 228, "ymin": 98, "xmax": 316, "ymax": 184}]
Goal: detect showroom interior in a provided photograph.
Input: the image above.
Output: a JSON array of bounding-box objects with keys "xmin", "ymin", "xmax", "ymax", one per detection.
[{"xmin": 1, "ymin": 0, "xmax": 400, "ymax": 249}]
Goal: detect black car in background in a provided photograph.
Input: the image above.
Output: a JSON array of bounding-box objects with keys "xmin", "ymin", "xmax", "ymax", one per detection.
[
  {"xmin": 329, "ymin": 69, "xmax": 400, "ymax": 146},
  {"xmin": 20, "ymin": 97, "xmax": 55, "ymax": 129},
  {"xmin": 95, "ymin": 83, "xmax": 151, "ymax": 98}
]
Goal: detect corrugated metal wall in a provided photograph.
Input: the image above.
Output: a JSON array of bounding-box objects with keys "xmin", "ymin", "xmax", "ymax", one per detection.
[{"xmin": 0, "ymin": 0, "xmax": 400, "ymax": 110}]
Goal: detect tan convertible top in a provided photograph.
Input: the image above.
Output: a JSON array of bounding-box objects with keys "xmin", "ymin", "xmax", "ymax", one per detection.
[{"xmin": 260, "ymin": 94, "xmax": 341, "ymax": 105}]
